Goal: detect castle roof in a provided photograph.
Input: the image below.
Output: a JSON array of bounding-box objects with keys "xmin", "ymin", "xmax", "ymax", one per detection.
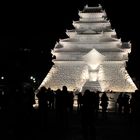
[{"xmin": 81, "ymin": 4, "xmax": 102, "ymax": 13}]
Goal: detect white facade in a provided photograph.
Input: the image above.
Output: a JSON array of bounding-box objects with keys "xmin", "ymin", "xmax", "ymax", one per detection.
[{"xmin": 40, "ymin": 5, "xmax": 137, "ymax": 93}]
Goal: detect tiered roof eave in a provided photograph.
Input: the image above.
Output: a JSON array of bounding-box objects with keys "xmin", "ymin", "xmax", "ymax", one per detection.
[
  {"xmin": 54, "ymin": 4, "xmax": 131, "ymax": 56},
  {"xmin": 66, "ymin": 29, "xmax": 116, "ymax": 38},
  {"xmin": 79, "ymin": 4, "xmax": 103, "ymax": 13}
]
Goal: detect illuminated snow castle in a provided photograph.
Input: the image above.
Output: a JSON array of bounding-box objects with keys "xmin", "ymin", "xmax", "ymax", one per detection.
[{"xmin": 40, "ymin": 4, "xmax": 137, "ymax": 93}]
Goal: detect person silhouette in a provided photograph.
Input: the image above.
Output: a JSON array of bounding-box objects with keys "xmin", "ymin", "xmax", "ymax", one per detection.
[
  {"xmin": 117, "ymin": 93, "xmax": 124, "ymax": 114},
  {"xmin": 81, "ymin": 89, "xmax": 96, "ymax": 140},
  {"xmin": 36, "ymin": 86, "xmax": 48, "ymax": 129},
  {"xmin": 100, "ymin": 92, "xmax": 109, "ymax": 118}
]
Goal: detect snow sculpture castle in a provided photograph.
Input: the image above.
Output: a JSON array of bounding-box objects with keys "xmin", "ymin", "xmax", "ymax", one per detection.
[{"xmin": 40, "ymin": 4, "xmax": 137, "ymax": 93}]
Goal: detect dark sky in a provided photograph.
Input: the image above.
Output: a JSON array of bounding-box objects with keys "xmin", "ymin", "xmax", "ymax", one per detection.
[{"xmin": 0, "ymin": 0, "xmax": 140, "ymax": 84}]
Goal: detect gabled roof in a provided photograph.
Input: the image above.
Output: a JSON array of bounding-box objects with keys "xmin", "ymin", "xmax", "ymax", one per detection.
[{"xmin": 82, "ymin": 49, "xmax": 105, "ymax": 65}]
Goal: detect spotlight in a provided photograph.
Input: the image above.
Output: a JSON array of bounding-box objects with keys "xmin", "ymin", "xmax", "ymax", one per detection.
[
  {"xmin": 30, "ymin": 76, "xmax": 34, "ymax": 80},
  {"xmin": 1, "ymin": 76, "xmax": 4, "ymax": 80}
]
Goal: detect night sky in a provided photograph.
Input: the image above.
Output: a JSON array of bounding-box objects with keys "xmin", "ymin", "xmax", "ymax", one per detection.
[{"xmin": 0, "ymin": 0, "xmax": 140, "ymax": 86}]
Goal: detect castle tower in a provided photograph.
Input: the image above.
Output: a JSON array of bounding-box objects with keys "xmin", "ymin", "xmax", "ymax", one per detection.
[{"xmin": 40, "ymin": 4, "xmax": 137, "ymax": 93}]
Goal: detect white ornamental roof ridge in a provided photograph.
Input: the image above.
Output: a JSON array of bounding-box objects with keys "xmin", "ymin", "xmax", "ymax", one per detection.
[
  {"xmin": 78, "ymin": 4, "xmax": 107, "ymax": 20},
  {"xmin": 82, "ymin": 4, "xmax": 103, "ymax": 13}
]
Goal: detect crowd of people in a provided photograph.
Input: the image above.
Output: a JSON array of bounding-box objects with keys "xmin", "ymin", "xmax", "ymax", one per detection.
[{"xmin": 1, "ymin": 84, "xmax": 140, "ymax": 139}]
